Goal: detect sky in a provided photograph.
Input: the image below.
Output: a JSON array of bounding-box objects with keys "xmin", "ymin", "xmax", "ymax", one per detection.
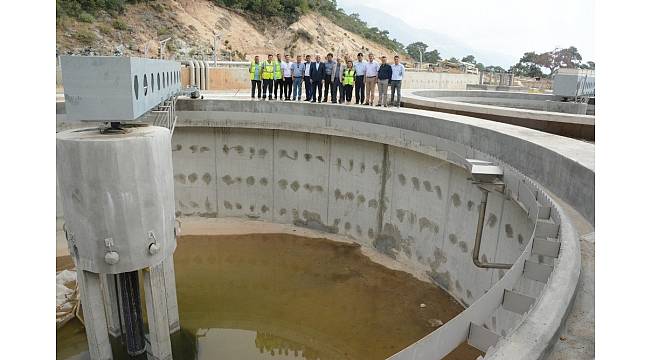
[{"xmin": 337, "ymin": 0, "xmax": 594, "ymax": 67}]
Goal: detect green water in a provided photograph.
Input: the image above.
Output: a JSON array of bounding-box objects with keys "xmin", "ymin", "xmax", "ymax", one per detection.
[{"xmin": 57, "ymin": 234, "xmax": 481, "ymax": 360}]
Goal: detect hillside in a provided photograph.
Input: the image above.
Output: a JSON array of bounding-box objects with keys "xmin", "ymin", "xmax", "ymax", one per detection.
[{"xmin": 56, "ymin": 0, "xmax": 410, "ymax": 61}]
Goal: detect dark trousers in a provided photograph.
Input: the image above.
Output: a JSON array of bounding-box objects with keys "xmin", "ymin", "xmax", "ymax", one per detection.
[
  {"xmin": 311, "ymin": 80, "xmax": 323, "ymax": 102},
  {"xmin": 354, "ymin": 75, "xmax": 365, "ymax": 104},
  {"xmin": 283, "ymin": 77, "xmax": 292, "ymax": 99},
  {"xmin": 344, "ymin": 84, "xmax": 353, "ymax": 102},
  {"xmin": 323, "ymin": 76, "xmax": 332, "ymax": 101},
  {"xmin": 273, "ymin": 79, "xmax": 283, "ymax": 99},
  {"xmin": 251, "ymin": 80, "xmax": 261, "ymax": 98},
  {"xmin": 331, "ymin": 78, "xmax": 343, "ymax": 103},
  {"xmin": 262, "ymin": 79, "xmax": 273, "ymax": 99},
  {"xmin": 303, "ymin": 76, "xmax": 312, "ymax": 100}
]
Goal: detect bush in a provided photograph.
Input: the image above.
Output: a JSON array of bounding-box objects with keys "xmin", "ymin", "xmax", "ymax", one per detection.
[
  {"xmin": 98, "ymin": 23, "xmax": 112, "ymax": 35},
  {"xmin": 78, "ymin": 12, "xmax": 95, "ymax": 23},
  {"xmin": 75, "ymin": 29, "xmax": 97, "ymax": 46},
  {"xmin": 112, "ymin": 19, "xmax": 127, "ymax": 30}
]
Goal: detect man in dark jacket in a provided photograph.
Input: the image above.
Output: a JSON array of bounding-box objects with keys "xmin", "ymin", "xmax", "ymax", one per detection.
[
  {"xmin": 377, "ymin": 55, "xmax": 393, "ymax": 107},
  {"xmin": 309, "ymin": 54, "xmax": 326, "ymax": 103}
]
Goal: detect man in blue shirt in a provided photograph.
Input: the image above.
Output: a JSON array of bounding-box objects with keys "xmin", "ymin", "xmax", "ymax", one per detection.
[
  {"xmin": 249, "ymin": 55, "xmax": 262, "ymax": 99},
  {"xmin": 353, "ymin": 52, "xmax": 367, "ymax": 104},
  {"xmin": 290, "ymin": 55, "xmax": 305, "ymax": 101},
  {"xmin": 323, "ymin": 53, "xmax": 335, "ymax": 103},
  {"xmin": 390, "ymin": 55, "xmax": 406, "ymax": 108}
]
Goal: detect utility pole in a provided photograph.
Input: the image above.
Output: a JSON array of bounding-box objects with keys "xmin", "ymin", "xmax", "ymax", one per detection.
[
  {"xmin": 418, "ymin": 48, "xmax": 423, "ymax": 71},
  {"xmin": 159, "ymin": 37, "xmax": 171, "ymax": 60},
  {"xmin": 213, "ymin": 33, "xmax": 221, "ymax": 65}
]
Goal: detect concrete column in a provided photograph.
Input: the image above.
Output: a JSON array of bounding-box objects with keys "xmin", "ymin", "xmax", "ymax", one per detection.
[
  {"xmin": 77, "ymin": 269, "xmax": 113, "ymax": 360},
  {"xmin": 163, "ymin": 257, "xmax": 180, "ymax": 333},
  {"xmin": 100, "ymin": 274, "xmax": 121, "ymax": 337},
  {"xmin": 144, "ymin": 263, "xmax": 173, "ymax": 360}
]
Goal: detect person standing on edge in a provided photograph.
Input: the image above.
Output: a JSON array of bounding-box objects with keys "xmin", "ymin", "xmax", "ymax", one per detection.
[
  {"xmin": 273, "ymin": 53, "xmax": 283, "ymax": 100},
  {"xmin": 303, "ymin": 54, "xmax": 312, "ymax": 101},
  {"xmin": 323, "ymin": 53, "xmax": 335, "ymax": 103},
  {"xmin": 291, "ymin": 55, "xmax": 305, "ymax": 101},
  {"xmin": 309, "ymin": 54, "xmax": 325, "ymax": 103},
  {"xmin": 353, "ymin": 52, "xmax": 367, "ymax": 104},
  {"xmin": 377, "ymin": 55, "xmax": 392, "ymax": 107},
  {"xmin": 249, "ymin": 55, "xmax": 262, "ymax": 100},
  {"xmin": 390, "ymin": 55, "xmax": 405, "ymax": 108},
  {"xmin": 281, "ymin": 54, "xmax": 293, "ymax": 101},
  {"xmin": 261, "ymin": 54, "xmax": 275, "ymax": 100},
  {"xmin": 343, "ymin": 60, "xmax": 356, "ymax": 105},
  {"xmin": 363, "ymin": 53, "xmax": 380, "ymax": 106},
  {"xmin": 330, "ymin": 57, "xmax": 345, "ymax": 104}
]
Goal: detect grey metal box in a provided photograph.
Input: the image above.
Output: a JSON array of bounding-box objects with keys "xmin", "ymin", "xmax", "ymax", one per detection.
[
  {"xmin": 552, "ymin": 68, "xmax": 595, "ymax": 97},
  {"xmin": 61, "ymin": 56, "xmax": 181, "ymax": 121}
]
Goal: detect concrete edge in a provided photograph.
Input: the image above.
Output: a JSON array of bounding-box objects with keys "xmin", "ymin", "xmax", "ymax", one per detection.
[
  {"xmin": 402, "ymin": 89, "xmax": 595, "ymax": 125},
  {"xmin": 487, "ymin": 190, "xmax": 582, "ymax": 359},
  {"xmin": 169, "ymin": 99, "xmax": 588, "ymax": 358}
]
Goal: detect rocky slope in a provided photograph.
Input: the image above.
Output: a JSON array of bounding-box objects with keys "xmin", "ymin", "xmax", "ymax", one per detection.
[{"xmin": 56, "ymin": 0, "xmax": 407, "ymax": 60}]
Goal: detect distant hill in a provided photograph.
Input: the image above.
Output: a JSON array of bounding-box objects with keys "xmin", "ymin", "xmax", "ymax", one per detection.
[
  {"xmin": 337, "ymin": 2, "xmax": 515, "ymax": 67},
  {"xmin": 56, "ymin": 0, "xmax": 411, "ymax": 61}
]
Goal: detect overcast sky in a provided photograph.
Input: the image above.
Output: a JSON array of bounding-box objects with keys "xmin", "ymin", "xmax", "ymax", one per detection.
[{"xmin": 337, "ymin": 0, "xmax": 594, "ymax": 64}]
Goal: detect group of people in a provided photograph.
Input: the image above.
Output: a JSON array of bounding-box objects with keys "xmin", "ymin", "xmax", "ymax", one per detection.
[{"xmin": 248, "ymin": 52, "xmax": 406, "ymax": 107}]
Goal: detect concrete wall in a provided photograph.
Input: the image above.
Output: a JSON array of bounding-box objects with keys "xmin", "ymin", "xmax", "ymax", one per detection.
[
  {"xmin": 413, "ymin": 90, "xmax": 590, "ymax": 115},
  {"xmin": 402, "ymin": 72, "xmax": 479, "ymax": 90},
  {"xmin": 178, "ymin": 67, "xmax": 478, "ymax": 91},
  {"xmin": 171, "ymin": 127, "xmax": 534, "ymax": 307}
]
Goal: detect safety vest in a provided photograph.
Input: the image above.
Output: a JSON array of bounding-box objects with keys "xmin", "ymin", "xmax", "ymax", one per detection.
[
  {"xmin": 262, "ymin": 61, "xmax": 275, "ymax": 80},
  {"xmin": 273, "ymin": 60, "xmax": 283, "ymax": 80},
  {"xmin": 343, "ymin": 69, "xmax": 355, "ymax": 85},
  {"xmin": 249, "ymin": 62, "xmax": 261, "ymax": 80}
]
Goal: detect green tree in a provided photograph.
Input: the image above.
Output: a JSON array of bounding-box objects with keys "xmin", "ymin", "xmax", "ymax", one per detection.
[
  {"xmin": 475, "ymin": 62, "xmax": 485, "ymax": 71},
  {"xmin": 447, "ymin": 57, "xmax": 460, "ymax": 63},
  {"xmin": 424, "ymin": 49, "xmax": 441, "ymax": 64},
  {"xmin": 510, "ymin": 51, "xmax": 543, "ymax": 78},
  {"xmin": 461, "ymin": 55, "xmax": 476, "ymax": 64},
  {"xmin": 534, "ymin": 47, "xmax": 583, "ymax": 77},
  {"xmin": 406, "ymin": 42, "xmax": 428, "ymax": 61}
]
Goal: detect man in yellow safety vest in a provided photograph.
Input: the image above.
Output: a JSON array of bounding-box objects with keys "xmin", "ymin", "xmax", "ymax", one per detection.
[
  {"xmin": 261, "ymin": 54, "xmax": 275, "ymax": 100},
  {"xmin": 273, "ymin": 53, "xmax": 283, "ymax": 100},
  {"xmin": 342, "ymin": 60, "xmax": 356, "ymax": 105}
]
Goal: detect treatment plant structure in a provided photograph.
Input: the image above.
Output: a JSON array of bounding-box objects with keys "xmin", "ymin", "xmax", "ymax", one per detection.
[{"xmin": 56, "ymin": 57, "xmax": 594, "ymax": 360}]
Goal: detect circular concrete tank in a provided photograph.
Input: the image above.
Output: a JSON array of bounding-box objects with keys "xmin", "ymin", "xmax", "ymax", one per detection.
[
  {"xmin": 55, "ymin": 99, "xmax": 594, "ymax": 359},
  {"xmin": 163, "ymin": 99, "xmax": 593, "ymax": 359}
]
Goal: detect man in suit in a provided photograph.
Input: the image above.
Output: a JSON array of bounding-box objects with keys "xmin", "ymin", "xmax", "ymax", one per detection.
[
  {"xmin": 303, "ymin": 54, "xmax": 312, "ymax": 101},
  {"xmin": 330, "ymin": 57, "xmax": 345, "ymax": 104},
  {"xmin": 309, "ymin": 54, "xmax": 326, "ymax": 103}
]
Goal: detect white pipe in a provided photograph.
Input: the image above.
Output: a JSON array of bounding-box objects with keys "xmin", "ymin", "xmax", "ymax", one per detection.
[
  {"xmin": 199, "ymin": 61, "xmax": 206, "ymax": 90},
  {"xmin": 192, "ymin": 60, "xmax": 201, "ymax": 89},
  {"xmin": 202, "ymin": 61, "xmax": 210, "ymax": 90}
]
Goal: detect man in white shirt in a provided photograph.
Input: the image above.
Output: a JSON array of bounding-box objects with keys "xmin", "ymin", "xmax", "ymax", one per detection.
[
  {"xmin": 390, "ymin": 55, "xmax": 406, "ymax": 108},
  {"xmin": 363, "ymin": 53, "xmax": 380, "ymax": 106},
  {"xmin": 281, "ymin": 54, "xmax": 293, "ymax": 101},
  {"xmin": 353, "ymin": 52, "xmax": 367, "ymax": 104}
]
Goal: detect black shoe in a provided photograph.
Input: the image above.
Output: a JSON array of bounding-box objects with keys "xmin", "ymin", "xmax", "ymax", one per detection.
[
  {"xmin": 331, "ymin": 101, "xmax": 337, "ymax": 104},
  {"xmin": 311, "ymin": 100, "xmax": 316, "ymax": 103}
]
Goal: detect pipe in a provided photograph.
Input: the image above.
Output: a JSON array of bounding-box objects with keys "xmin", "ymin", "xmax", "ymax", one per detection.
[
  {"xmin": 203, "ymin": 61, "xmax": 210, "ymax": 90},
  {"xmin": 181, "ymin": 60, "xmax": 195, "ymax": 87},
  {"xmin": 198, "ymin": 60, "xmax": 205, "ymax": 91},
  {"xmin": 192, "ymin": 60, "xmax": 201, "ymax": 89},
  {"xmin": 472, "ymin": 187, "xmax": 512, "ymax": 269}
]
